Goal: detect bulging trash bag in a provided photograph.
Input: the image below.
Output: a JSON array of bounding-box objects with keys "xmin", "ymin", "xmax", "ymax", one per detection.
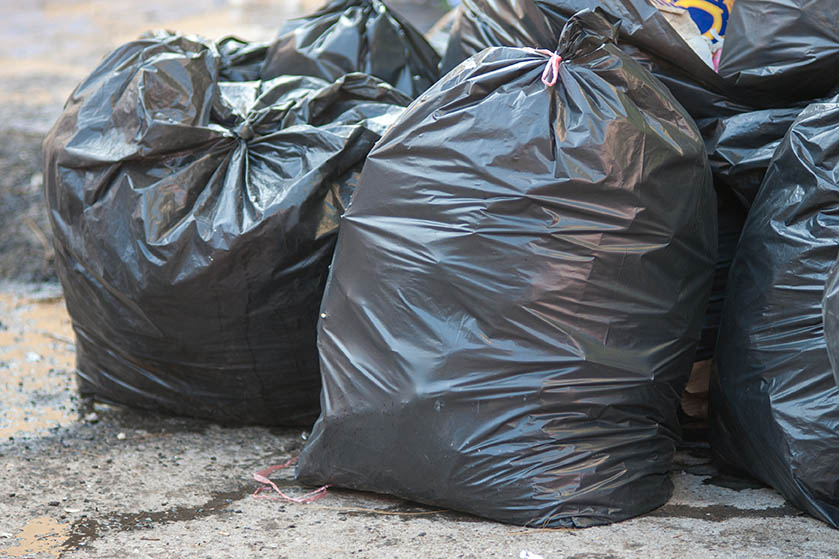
[
  {"xmin": 217, "ymin": 36, "xmax": 270, "ymax": 82},
  {"xmin": 297, "ymin": 11, "xmax": 717, "ymax": 527},
  {"xmin": 261, "ymin": 0, "xmax": 440, "ymax": 98},
  {"xmin": 43, "ymin": 32, "xmax": 409, "ymax": 426},
  {"xmin": 694, "ymin": 95, "xmax": 839, "ymax": 362},
  {"xmin": 719, "ymin": 0, "xmax": 839, "ymax": 104},
  {"xmin": 710, "ymin": 96, "xmax": 839, "ymax": 528}
]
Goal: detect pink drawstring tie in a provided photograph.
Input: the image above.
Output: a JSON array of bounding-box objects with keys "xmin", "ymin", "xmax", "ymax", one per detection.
[
  {"xmin": 535, "ymin": 49, "xmax": 563, "ymax": 87},
  {"xmin": 252, "ymin": 456, "xmax": 330, "ymax": 504}
]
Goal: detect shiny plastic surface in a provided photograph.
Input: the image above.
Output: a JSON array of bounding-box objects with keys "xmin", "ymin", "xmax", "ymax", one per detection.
[
  {"xmin": 261, "ymin": 0, "xmax": 440, "ymax": 98},
  {"xmin": 698, "ymin": 105, "xmax": 805, "ymax": 208},
  {"xmin": 43, "ymin": 32, "xmax": 409, "ymax": 426},
  {"xmin": 440, "ymin": 0, "xmax": 557, "ymax": 72},
  {"xmin": 824, "ymin": 263, "xmax": 839, "ymax": 386},
  {"xmin": 442, "ymin": 1, "xmax": 747, "ymax": 363},
  {"xmin": 297, "ymin": 11, "xmax": 717, "ymax": 527},
  {"xmin": 441, "ymin": 0, "xmax": 756, "ymax": 119},
  {"xmin": 710, "ymin": 97, "xmax": 839, "ymax": 528},
  {"xmin": 719, "ymin": 0, "xmax": 839, "ymax": 104}
]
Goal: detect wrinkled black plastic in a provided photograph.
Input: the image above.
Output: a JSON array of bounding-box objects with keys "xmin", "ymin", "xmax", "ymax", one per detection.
[
  {"xmin": 824, "ymin": 263, "xmax": 839, "ymax": 387},
  {"xmin": 297, "ymin": 11, "xmax": 717, "ymax": 527},
  {"xmin": 43, "ymin": 32, "xmax": 409, "ymax": 426},
  {"xmin": 710, "ymin": 97, "xmax": 839, "ymax": 528},
  {"xmin": 217, "ymin": 36, "xmax": 270, "ymax": 82},
  {"xmin": 440, "ymin": 0, "xmax": 556, "ymax": 72},
  {"xmin": 695, "ymin": 101, "xmax": 823, "ymax": 359},
  {"xmin": 441, "ymin": 0, "xmax": 754, "ymax": 119},
  {"xmin": 261, "ymin": 0, "xmax": 440, "ymax": 98},
  {"xmin": 695, "ymin": 183, "xmax": 746, "ymax": 362},
  {"xmin": 719, "ymin": 0, "xmax": 839, "ymax": 104},
  {"xmin": 698, "ymin": 106, "xmax": 804, "ymax": 208},
  {"xmin": 443, "ymin": 1, "xmax": 748, "ymax": 363}
]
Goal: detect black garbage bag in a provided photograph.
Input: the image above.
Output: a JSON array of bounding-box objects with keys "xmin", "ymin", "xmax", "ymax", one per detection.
[
  {"xmin": 441, "ymin": 0, "xmax": 754, "ymax": 119},
  {"xmin": 692, "ymin": 105, "xmax": 802, "ymax": 361},
  {"xmin": 698, "ymin": 105, "xmax": 805, "ymax": 208},
  {"xmin": 694, "ymin": 96, "xmax": 839, "ymax": 362},
  {"xmin": 445, "ymin": 1, "xmax": 745, "ymax": 370},
  {"xmin": 694, "ymin": 183, "xmax": 747, "ymax": 362},
  {"xmin": 43, "ymin": 32, "xmax": 409, "ymax": 426},
  {"xmin": 217, "ymin": 36, "xmax": 270, "ymax": 82},
  {"xmin": 261, "ymin": 0, "xmax": 440, "ymax": 98},
  {"xmin": 718, "ymin": 0, "xmax": 839, "ymax": 105},
  {"xmin": 297, "ymin": 11, "xmax": 717, "ymax": 527},
  {"xmin": 710, "ymin": 96, "xmax": 839, "ymax": 528},
  {"xmin": 824, "ymin": 264, "xmax": 839, "ymax": 387},
  {"xmin": 440, "ymin": 0, "xmax": 557, "ymax": 73}
]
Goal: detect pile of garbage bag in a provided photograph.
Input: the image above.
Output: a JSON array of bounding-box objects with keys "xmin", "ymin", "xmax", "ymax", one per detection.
[
  {"xmin": 43, "ymin": 0, "xmax": 839, "ymax": 529},
  {"xmin": 44, "ymin": 31, "xmax": 410, "ymax": 425}
]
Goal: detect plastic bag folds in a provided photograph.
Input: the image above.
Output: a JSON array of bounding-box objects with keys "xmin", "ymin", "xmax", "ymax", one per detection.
[
  {"xmin": 297, "ymin": 11, "xmax": 717, "ymax": 527},
  {"xmin": 719, "ymin": 0, "xmax": 839, "ymax": 104},
  {"xmin": 710, "ymin": 96, "xmax": 839, "ymax": 528},
  {"xmin": 43, "ymin": 32, "xmax": 410, "ymax": 426},
  {"xmin": 261, "ymin": 0, "xmax": 440, "ymax": 98}
]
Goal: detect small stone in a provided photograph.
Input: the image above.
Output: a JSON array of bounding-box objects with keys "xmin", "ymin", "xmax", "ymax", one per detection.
[
  {"xmin": 48, "ymin": 501, "xmax": 60, "ymax": 506},
  {"xmin": 84, "ymin": 412, "xmax": 99, "ymax": 423},
  {"xmin": 116, "ymin": 432, "xmax": 126, "ymax": 440},
  {"xmin": 64, "ymin": 507, "xmax": 81, "ymax": 513},
  {"xmin": 25, "ymin": 352, "xmax": 42, "ymax": 362},
  {"xmin": 29, "ymin": 172, "xmax": 43, "ymax": 190}
]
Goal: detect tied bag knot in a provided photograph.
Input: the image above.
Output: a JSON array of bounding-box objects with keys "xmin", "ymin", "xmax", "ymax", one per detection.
[{"xmin": 535, "ymin": 49, "xmax": 562, "ymax": 87}]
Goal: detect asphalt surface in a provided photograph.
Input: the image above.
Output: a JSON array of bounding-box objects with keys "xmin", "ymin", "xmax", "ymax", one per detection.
[{"xmin": 1, "ymin": 1, "xmax": 838, "ymax": 557}]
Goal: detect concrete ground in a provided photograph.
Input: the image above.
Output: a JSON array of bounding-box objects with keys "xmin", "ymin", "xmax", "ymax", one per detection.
[
  {"xmin": 1, "ymin": 1, "xmax": 837, "ymax": 558},
  {"xmin": 1, "ymin": 284, "xmax": 837, "ymax": 559}
]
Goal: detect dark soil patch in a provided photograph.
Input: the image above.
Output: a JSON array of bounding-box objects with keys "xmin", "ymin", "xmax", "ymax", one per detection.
[{"xmin": 0, "ymin": 130, "xmax": 55, "ymax": 282}]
